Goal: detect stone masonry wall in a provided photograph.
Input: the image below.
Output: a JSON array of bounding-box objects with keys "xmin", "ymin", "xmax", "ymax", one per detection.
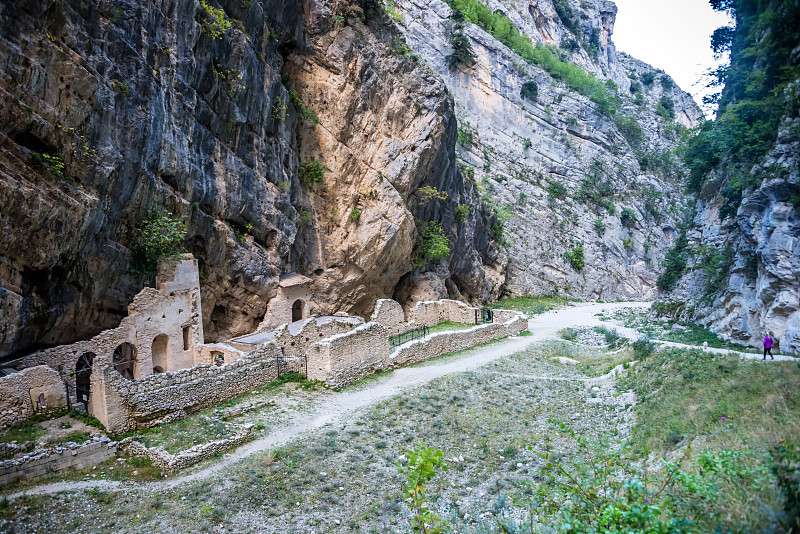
[
  {"xmin": 0, "ymin": 436, "xmax": 119, "ymax": 487},
  {"xmin": 370, "ymin": 299, "xmax": 407, "ymax": 335},
  {"xmin": 390, "ymin": 313, "xmax": 528, "ymax": 368},
  {"xmin": 306, "ymin": 323, "xmax": 390, "ymax": 388},
  {"xmin": 411, "ymin": 299, "xmax": 479, "ymax": 327},
  {"xmin": 90, "ymin": 343, "xmax": 286, "ymax": 434},
  {"xmin": 275, "ymin": 316, "xmax": 365, "ymax": 357},
  {"xmin": 0, "ymin": 366, "xmax": 66, "ymax": 428},
  {"xmin": 122, "ymin": 424, "xmax": 253, "ymax": 471}
]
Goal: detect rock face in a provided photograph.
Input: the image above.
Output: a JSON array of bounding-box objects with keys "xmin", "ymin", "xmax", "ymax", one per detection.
[
  {"xmin": 0, "ymin": 0, "xmax": 700, "ymax": 358},
  {"xmin": 657, "ymin": 118, "xmax": 800, "ymax": 354},
  {"xmin": 395, "ymin": 0, "xmax": 702, "ymax": 300}
]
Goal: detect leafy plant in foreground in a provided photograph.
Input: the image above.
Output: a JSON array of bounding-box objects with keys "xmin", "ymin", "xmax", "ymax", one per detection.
[{"xmin": 398, "ymin": 441, "xmax": 448, "ymax": 534}]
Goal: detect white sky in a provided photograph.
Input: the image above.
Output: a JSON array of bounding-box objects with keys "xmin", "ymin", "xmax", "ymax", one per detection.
[{"xmin": 611, "ymin": 0, "xmax": 733, "ymax": 118}]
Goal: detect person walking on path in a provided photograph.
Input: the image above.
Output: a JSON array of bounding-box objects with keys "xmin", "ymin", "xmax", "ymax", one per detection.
[{"xmin": 763, "ymin": 333, "xmax": 775, "ymax": 360}]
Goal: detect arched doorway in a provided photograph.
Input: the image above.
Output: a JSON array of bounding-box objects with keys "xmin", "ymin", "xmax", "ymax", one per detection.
[
  {"xmin": 112, "ymin": 343, "xmax": 137, "ymax": 380},
  {"xmin": 151, "ymin": 334, "xmax": 170, "ymax": 374},
  {"xmin": 75, "ymin": 352, "xmax": 95, "ymax": 411},
  {"xmin": 291, "ymin": 299, "xmax": 305, "ymax": 322}
]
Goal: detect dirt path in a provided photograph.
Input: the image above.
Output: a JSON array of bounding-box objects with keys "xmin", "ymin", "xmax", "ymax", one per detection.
[{"xmin": 5, "ymin": 300, "xmax": 787, "ymax": 500}]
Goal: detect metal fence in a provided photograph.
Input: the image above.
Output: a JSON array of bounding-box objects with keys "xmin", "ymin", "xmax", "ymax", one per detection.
[
  {"xmin": 389, "ymin": 326, "xmax": 430, "ymax": 349},
  {"xmin": 475, "ymin": 307, "xmax": 493, "ymax": 325},
  {"xmin": 277, "ymin": 354, "xmax": 307, "ymax": 379}
]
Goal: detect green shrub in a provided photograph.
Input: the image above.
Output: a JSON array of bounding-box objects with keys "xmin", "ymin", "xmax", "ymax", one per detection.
[
  {"xmin": 198, "ymin": 1, "xmax": 231, "ymax": 39},
  {"xmin": 397, "ymin": 442, "xmax": 448, "ymax": 534},
  {"xmin": 629, "ymin": 80, "xmax": 642, "ymax": 94},
  {"xmin": 561, "ymin": 327, "xmax": 578, "ymax": 341},
  {"xmin": 419, "ymin": 221, "xmax": 451, "ymax": 264},
  {"xmin": 660, "ymin": 74, "xmax": 674, "ymax": 91},
  {"xmin": 547, "ymin": 180, "xmax": 567, "ymax": 200},
  {"xmin": 620, "ymin": 207, "xmax": 637, "ymax": 227},
  {"xmin": 446, "ymin": 30, "xmax": 476, "ymax": 69},
  {"xmin": 614, "ymin": 114, "xmax": 643, "ymax": 147},
  {"xmin": 593, "ymin": 218, "xmax": 606, "ymax": 234},
  {"xmin": 287, "ymin": 89, "xmax": 320, "ymax": 124},
  {"xmin": 520, "ymin": 80, "xmax": 538, "ymax": 102},
  {"xmin": 299, "ymin": 159, "xmax": 331, "ymax": 184},
  {"xmin": 703, "ymin": 245, "xmax": 734, "ymax": 295},
  {"xmin": 457, "ymin": 123, "xmax": 474, "ymax": 147},
  {"xmin": 415, "ymin": 186, "xmax": 448, "ymax": 203},
  {"xmin": 134, "ymin": 209, "xmax": 186, "ymax": 274},
  {"xmin": 564, "ymin": 244, "xmax": 584, "ymax": 270},
  {"xmin": 348, "ymin": 208, "xmax": 361, "ymax": 221},
  {"xmin": 641, "ymin": 71, "xmax": 656, "ymax": 86},
  {"xmin": 522, "ymin": 137, "xmax": 532, "ymax": 150},
  {"xmin": 455, "ymin": 204, "xmax": 471, "ymax": 223},
  {"xmin": 632, "ymin": 337, "xmax": 656, "ymax": 359},
  {"xmin": 656, "ymin": 95, "xmax": 675, "ymax": 119}
]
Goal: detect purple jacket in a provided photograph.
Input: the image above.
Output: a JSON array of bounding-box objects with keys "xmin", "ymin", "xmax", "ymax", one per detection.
[{"xmin": 764, "ymin": 335, "xmax": 773, "ymax": 349}]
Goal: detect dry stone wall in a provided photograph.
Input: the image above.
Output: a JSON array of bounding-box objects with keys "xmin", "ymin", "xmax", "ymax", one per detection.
[
  {"xmin": 275, "ymin": 316, "xmax": 365, "ymax": 357},
  {"xmin": 122, "ymin": 424, "xmax": 253, "ymax": 471},
  {"xmin": 0, "ymin": 366, "xmax": 65, "ymax": 428},
  {"xmin": 0, "ymin": 436, "xmax": 118, "ymax": 487},
  {"xmin": 370, "ymin": 299, "xmax": 407, "ymax": 335},
  {"xmin": 391, "ymin": 313, "xmax": 528, "ymax": 368},
  {"xmin": 410, "ymin": 299, "xmax": 480, "ymax": 327},
  {"xmin": 90, "ymin": 343, "xmax": 287, "ymax": 434},
  {"xmin": 306, "ymin": 323, "xmax": 390, "ymax": 388}
]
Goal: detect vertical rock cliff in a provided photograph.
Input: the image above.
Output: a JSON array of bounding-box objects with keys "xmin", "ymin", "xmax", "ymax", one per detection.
[{"xmin": 653, "ymin": 0, "xmax": 800, "ymax": 354}]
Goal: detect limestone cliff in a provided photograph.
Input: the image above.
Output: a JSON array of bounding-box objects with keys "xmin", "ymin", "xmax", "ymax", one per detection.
[
  {"xmin": 394, "ymin": 0, "xmax": 702, "ymax": 300},
  {"xmin": 653, "ymin": 0, "xmax": 800, "ymax": 354},
  {"xmin": 0, "ymin": 0, "xmax": 701, "ymax": 359}
]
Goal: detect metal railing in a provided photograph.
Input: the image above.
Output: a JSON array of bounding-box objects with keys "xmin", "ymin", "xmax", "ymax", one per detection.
[
  {"xmin": 277, "ymin": 354, "xmax": 307, "ymax": 379},
  {"xmin": 389, "ymin": 326, "xmax": 429, "ymax": 349},
  {"xmin": 475, "ymin": 307, "xmax": 493, "ymax": 325}
]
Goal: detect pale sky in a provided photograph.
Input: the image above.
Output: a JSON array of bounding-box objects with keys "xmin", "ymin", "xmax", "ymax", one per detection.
[{"xmin": 611, "ymin": 0, "xmax": 733, "ymax": 118}]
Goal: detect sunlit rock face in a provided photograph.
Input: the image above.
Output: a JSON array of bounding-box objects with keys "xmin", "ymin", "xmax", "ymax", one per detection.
[{"xmin": 0, "ymin": 0, "xmax": 702, "ymax": 358}]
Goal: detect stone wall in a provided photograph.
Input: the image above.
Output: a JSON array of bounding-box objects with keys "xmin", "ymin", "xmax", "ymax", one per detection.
[
  {"xmin": 370, "ymin": 299, "xmax": 407, "ymax": 335},
  {"xmin": 390, "ymin": 313, "xmax": 528, "ymax": 368},
  {"xmin": 410, "ymin": 299, "xmax": 480, "ymax": 327},
  {"xmin": 122, "ymin": 424, "xmax": 253, "ymax": 471},
  {"xmin": 0, "ymin": 366, "xmax": 65, "ymax": 428},
  {"xmin": 90, "ymin": 343, "xmax": 286, "ymax": 434},
  {"xmin": 197, "ymin": 343, "xmax": 248, "ymax": 366},
  {"xmin": 14, "ymin": 255, "xmax": 205, "ymax": 383},
  {"xmin": 275, "ymin": 316, "xmax": 365, "ymax": 357},
  {"xmin": 0, "ymin": 436, "xmax": 119, "ymax": 487},
  {"xmin": 306, "ymin": 323, "xmax": 390, "ymax": 388}
]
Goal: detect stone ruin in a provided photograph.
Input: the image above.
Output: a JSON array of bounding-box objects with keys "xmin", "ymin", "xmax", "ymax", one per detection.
[{"xmin": 0, "ymin": 255, "xmax": 527, "ymax": 435}]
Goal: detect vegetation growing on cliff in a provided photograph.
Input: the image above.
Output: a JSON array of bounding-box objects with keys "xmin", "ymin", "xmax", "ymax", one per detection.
[
  {"xmin": 682, "ymin": 0, "xmax": 800, "ymax": 196},
  {"xmin": 133, "ymin": 210, "xmax": 187, "ymax": 274},
  {"xmin": 443, "ymin": 0, "xmax": 621, "ymax": 116}
]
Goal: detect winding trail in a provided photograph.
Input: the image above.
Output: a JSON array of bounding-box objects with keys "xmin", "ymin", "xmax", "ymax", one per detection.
[{"xmin": 6, "ymin": 301, "xmax": 792, "ymax": 500}]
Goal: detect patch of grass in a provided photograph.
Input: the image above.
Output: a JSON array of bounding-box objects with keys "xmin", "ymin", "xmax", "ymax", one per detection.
[
  {"xmin": 625, "ymin": 347, "xmax": 800, "ymax": 454},
  {"xmin": 0, "ymin": 418, "xmax": 48, "ymax": 446},
  {"xmin": 490, "ymin": 295, "xmax": 572, "ymax": 316},
  {"xmin": 561, "ymin": 327, "xmax": 578, "ymax": 341},
  {"xmin": 427, "ymin": 321, "xmax": 475, "ymax": 335},
  {"xmin": 663, "ymin": 323, "xmax": 749, "ymax": 352}
]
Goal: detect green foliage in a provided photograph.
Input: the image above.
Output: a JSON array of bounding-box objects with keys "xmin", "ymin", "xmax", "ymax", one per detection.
[
  {"xmin": 490, "ymin": 295, "xmax": 573, "ymax": 315},
  {"xmin": 297, "ymin": 209, "xmax": 312, "ymax": 226},
  {"xmin": 640, "ymin": 71, "xmax": 656, "ymax": 86},
  {"xmin": 622, "ymin": 236, "xmax": 634, "ymax": 249},
  {"xmin": 111, "ymin": 80, "xmax": 129, "ymax": 98},
  {"xmin": 349, "ymin": 208, "xmax": 361, "ymax": 221},
  {"xmin": 457, "ymin": 123, "xmax": 474, "ymax": 147},
  {"xmin": 660, "ymin": 74, "xmax": 674, "ymax": 91},
  {"xmin": 656, "ymin": 95, "xmax": 675, "ymax": 119},
  {"xmin": 287, "ymin": 89, "xmax": 320, "ymax": 124},
  {"xmin": 455, "ymin": 204, "xmax": 471, "ymax": 224},
  {"xmin": 620, "ymin": 206, "xmax": 637, "ymax": 227},
  {"xmin": 614, "ymin": 114, "xmax": 643, "ymax": 147},
  {"xmin": 33, "ymin": 152, "xmax": 66, "ymax": 180},
  {"xmin": 299, "ymin": 158, "xmax": 331, "ymax": 184},
  {"xmin": 520, "ymin": 80, "xmax": 538, "ymax": 102},
  {"xmin": 419, "ymin": 221, "xmax": 450, "ymax": 264},
  {"xmin": 564, "ymin": 244, "xmax": 584, "ymax": 270},
  {"xmin": 397, "ymin": 442, "xmax": 448, "ymax": 534},
  {"xmin": 415, "ymin": 186, "xmax": 448, "ymax": 203},
  {"xmin": 442, "ymin": 0, "xmax": 620, "ymax": 116},
  {"xmin": 547, "ymin": 180, "xmax": 567, "ymax": 200},
  {"xmin": 593, "ymin": 218, "xmax": 606, "ymax": 234},
  {"xmin": 552, "ymin": 0, "xmax": 580, "ymax": 35},
  {"xmin": 521, "ymin": 137, "xmax": 532, "ymax": 150},
  {"xmin": 446, "ymin": 29, "xmax": 476, "ymax": 70},
  {"xmin": 632, "ymin": 337, "xmax": 656, "ymax": 359},
  {"xmin": 560, "ymin": 327, "xmax": 578, "ymax": 341},
  {"xmin": 272, "ymin": 95, "xmax": 288, "ymax": 121},
  {"xmin": 702, "ymin": 245, "xmax": 734, "ymax": 295},
  {"xmin": 629, "ymin": 80, "xmax": 642, "ymax": 94},
  {"xmin": 134, "ymin": 209, "xmax": 186, "ymax": 274},
  {"xmin": 642, "ymin": 186, "xmax": 663, "ymax": 219},
  {"xmin": 199, "ymin": 1, "xmax": 231, "ymax": 39},
  {"xmin": 637, "ymin": 147, "xmax": 679, "ymax": 178},
  {"xmin": 657, "ymin": 231, "xmax": 688, "ymax": 291}
]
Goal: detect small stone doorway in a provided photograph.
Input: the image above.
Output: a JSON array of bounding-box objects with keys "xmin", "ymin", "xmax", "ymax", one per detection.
[
  {"xmin": 75, "ymin": 352, "xmax": 95, "ymax": 410},
  {"xmin": 292, "ymin": 299, "xmax": 305, "ymax": 322}
]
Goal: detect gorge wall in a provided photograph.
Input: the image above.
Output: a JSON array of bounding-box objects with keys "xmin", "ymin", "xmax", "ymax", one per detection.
[
  {"xmin": 654, "ymin": 0, "xmax": 800, "ymax": 354},
  {"xmin": 0, "ymin": 0, "xmax": 700, "ymax": 359}
]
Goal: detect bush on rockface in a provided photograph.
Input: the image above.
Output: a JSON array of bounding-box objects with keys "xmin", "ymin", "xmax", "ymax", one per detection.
[{"xmin": 133, "ymin": 209, "xmax": 187, "ymax": 274}]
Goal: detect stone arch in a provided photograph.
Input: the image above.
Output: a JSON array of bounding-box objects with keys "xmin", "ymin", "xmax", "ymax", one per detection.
[
  {"xmin": 151, "ymin": 334, "xmax": 170, "ymax": 374},
  {"xmin": 112, "ymin": 343, "xmax": 137, "ymax": 380},
  {"xmin": 292, "ymin": 299, "xmax": 306, "ymax": 322},
  {"xmin": 75, "ymin": 352, "xmax": 95, "ymax": 410}
]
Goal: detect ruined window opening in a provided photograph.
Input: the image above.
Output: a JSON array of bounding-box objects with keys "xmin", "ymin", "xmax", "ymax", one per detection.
[
  {"xmin": 152, "ymin": 334, "xmax": 170, "ymax": 374},
  {"xmin": 112, "ymin": 343, "xmax": 137, "ymax": 380},
  {"xmin": 292, "ymin": 299, "xmax": 305, "ymax": 322},
  {"xmin": 75, "ymin": 352, "xmax": 95, "ymax": 410},
  {"xmin": 38, "ymin": 393, "xmax": 45, "ymax": 409},
  {"xmin": 212, "ymin": 352, "xmax": 224, "ymax": 366},
  {"xmin": 183, "ymin": 325, "xmax": 191, "ymax": 351}
]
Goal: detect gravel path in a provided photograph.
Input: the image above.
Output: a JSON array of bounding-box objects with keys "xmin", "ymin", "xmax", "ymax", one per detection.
[{"xmin": 6, "ymin": 300, "xmax": 789, "ymax": 500}]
